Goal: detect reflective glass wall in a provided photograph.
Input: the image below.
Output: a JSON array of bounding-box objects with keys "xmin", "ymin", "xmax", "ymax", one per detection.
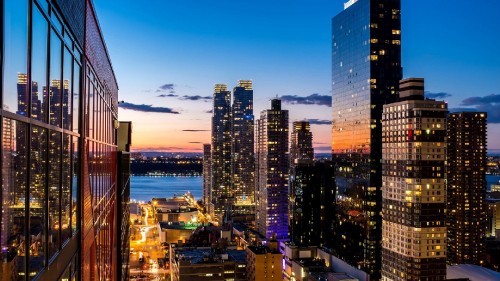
[{"xmin": 2, "ymin": 0, "xmax": 82, "ymax": 280}]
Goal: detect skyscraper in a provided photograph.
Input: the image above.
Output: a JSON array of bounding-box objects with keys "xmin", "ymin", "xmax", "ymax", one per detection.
[
  {"xmin": 255, "ymin": 99, "xmax": 289, "ymax": 240},
  {"xmin": 211, "ymin": 84, "xmax": 232, "ymax": 223},
  {"xmin": 290, "ymin": 121, "xmax": 314, "ymax": 169},
  {"xmin": 447, "ymin": 112, "xmax": 488, "ymax": 265},
  {"xmin": 202, "ymin": 143, "xmax": 213, "ymax": 215},
  {"xmin": 381, "ymin": 78, "xmax": 448, "ymax": 281},
  {"xmin": 290, "ymin": 161, "xmax": 336, "ymax": 247},
  {"xmin": 232, "ymin": 80, "xmax": 255, "ymax": 206},
  {"xmin": 1, "ymin": 0, "xmax": 121, "ymax": 280},
  {"xmin": 331, "ymin": 0, "xmax": 402, "ymax": 277}
]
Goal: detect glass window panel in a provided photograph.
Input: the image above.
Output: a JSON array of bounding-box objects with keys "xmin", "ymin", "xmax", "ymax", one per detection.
[
  {"xmin": 29, "ymin": 125, "xmax": 47, "ymax": 279},
  {"xmin": 1, "ymin": 119, "xmax": 27, "ymax": 281},
  {"xmin": 63, "ymin": 48, "xmax": 72, "ymax": 130},
  {"xmin": 71, "ymin": 136, "xmax": 78, "ymax": 234},
  {"xmin": 88, "ymin": 84, "xmax": 94, "ymax": 139},
  {"xmin": 50, "ymin": 9, "xmax": 62, "ymax": 33},
  {"xmin": 3, "ymin": 0, "xmax": 28, "ymax": 115},
  {"xmin": 31, "ymin": 6, "xmax": 49, "ymax": 122},
  {"xmin": 48, "ymin": 131, "xmax": 61, "ymax": 258},
  {"xmin": 63, "ymin": 29, "xmax": 74, "ymax": 50},
  {"xmin": 73, "ymin": 63, "xmax": 81, "ymax": 134},
  {"xmin": 36, "ymin": 0, "xmax": 49, "ymax": 13},
  {"xmin": 61, "ymin": 134, "xmax": 71, "ymax": 244},
  {"xmin": 50, "ymin": 30, "xmax": 62, "ymax": 127}
]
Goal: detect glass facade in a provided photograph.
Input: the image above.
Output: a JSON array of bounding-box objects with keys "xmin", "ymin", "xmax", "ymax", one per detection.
[
  {"xmin": 331, "ymin": 0, "xmax": 402, "ymax": 278},
  {"xmin": 1, "ymin": 0, "xmax": 119, "ymax": 280}
]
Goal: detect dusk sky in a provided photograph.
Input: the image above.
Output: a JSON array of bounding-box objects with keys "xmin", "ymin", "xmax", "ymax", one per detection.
[{"xmin": 94, "ymin": 0, "xmax": 500, "ymax": 153}]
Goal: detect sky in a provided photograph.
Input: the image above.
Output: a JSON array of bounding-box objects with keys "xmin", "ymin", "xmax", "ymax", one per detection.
[{"xmin": 93, "ymin": 0, "xmax": 500, "ymax": 153}]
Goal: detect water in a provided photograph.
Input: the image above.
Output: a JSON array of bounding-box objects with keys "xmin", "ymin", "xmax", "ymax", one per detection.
[
  {"xmin": 488, "ymin": 175, "xmax": 500, "ymax": 191},
  {"xmin": 130, "ymin": 176, "xmax": 202, "ymax": 202},
  {"xmin": 129, "ymin": 175, "xmax": 499, "ymax": 203}
]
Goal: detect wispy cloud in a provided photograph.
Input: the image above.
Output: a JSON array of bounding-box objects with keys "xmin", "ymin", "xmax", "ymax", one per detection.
[
  {"xmin": 189, "ymin": 142, "xmax": 203, "ymax": 144},
  {"xmin": 306, "ymin": 119, "xmax": 332, "ymax": 125},
  {"xmin": 425, "ymin": 91, "xmax": 452, "ymax": 99},
  {"xmin": 119, "ymin": 102, "xmax": 180, "ymax": 114},
  {"xmin": 314, "ymin": 145, "xmax": 332, "ymax": 151},
  {"xmin": 205, "ymin": 110, "xmax": 213, "ymax": 114},
  {"xmin": 157, "ymin": 93, "xmax": 178, "ymax": 98},
  {"xmin": 457, "ymin": 94, "xmax": 500, "ymax": 123},
  {"xmin": 159, "ymin": 84, "xmax": 175, "ymax": 91},
  {"xmin": 281, "ymin": 93, "xmax": 332, "ymax": 107},
  {"xmin": 180, "ymin": 95, "xmax": 212, "ymax": 101},
  {"xmin": 182, "ymin": 129, "xmax": 210, "ymax": 132}
]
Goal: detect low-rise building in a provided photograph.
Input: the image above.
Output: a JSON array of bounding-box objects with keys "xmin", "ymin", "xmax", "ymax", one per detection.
[
  {"xmin": 170, "ymin": 247, "xmax": 246, "ymax": 281},
  {"xmin": 246, "ymin": 240, "xmax": 283, "ymax": 281}
]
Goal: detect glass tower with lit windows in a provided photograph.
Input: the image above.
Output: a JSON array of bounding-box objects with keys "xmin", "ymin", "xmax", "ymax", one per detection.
[
  {"xmin": 1, "ymin": 0, "xmax": 121, "ymax": 280},
  {"xmin": 331, "ymin": 0, "xmax": 402, "ymax": 278}
]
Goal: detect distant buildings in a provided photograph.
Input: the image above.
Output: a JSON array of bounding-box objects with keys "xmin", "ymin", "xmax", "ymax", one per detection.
[
  {"xmin": 381, "ymin": 78, "xmax": 448, "ymax": 280},
  {"xmin": 255, "ymin": 99, "xmax": 289, "ymax": 240},
  {"xmin": 246, "ymin": 240, "xmax": 283, "ymax": 281},
  {"xmin": 331, "ymin": 0, "xmax": 402, "ymax": 277},
  {"xmin": 447, "ymin": 112, "xmax": 488, "ymax": 265}
]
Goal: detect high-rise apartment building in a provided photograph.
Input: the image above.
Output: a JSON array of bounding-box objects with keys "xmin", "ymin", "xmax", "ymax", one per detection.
[
  {"xmin": 203, "ymin": 143, "xmax": 212, "ymax": 215},
  {"xmin": 381, "ymin": 78, "xmax": 448, "ymax": 281},
  {"xmin": 447, "ymin": 112, "xmax": 488, "ymax": 265},
  {"xmin": 290, "ymin": 161, "xmax": 336, "ymax": 247},
  {"xmin": 211, "ymin": 84, "xmax": 232, "ymax": 223},
  {"xmin": 290, "ymin": 121, "xmax": 314, "ymax": 169},
  {"xmin": 231, "ymin": 80, "xmax": 254, "ymax": 206},
  {"xmin": 255, "ymin": 99, "xmax": 289, "ymax": 240},
  {"xmin": 331, "ymin": 0, "xmax": 402, "ymax": 277},
  {"xmin": 1, "ymin": 0, "xmax": 121, "ymax": 280}
]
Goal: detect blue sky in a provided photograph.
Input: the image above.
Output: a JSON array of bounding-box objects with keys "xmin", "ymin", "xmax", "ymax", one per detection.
[{"xmin": 93, "ymin": 0, "xmax": 500, "ymax": 152}]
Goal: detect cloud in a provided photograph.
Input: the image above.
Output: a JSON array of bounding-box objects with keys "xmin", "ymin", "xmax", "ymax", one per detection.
[
  {"xmin": 189, "ymin": 142, "xmax": 203, "ymax": 144},
  {"xmin": 306, "ymin": 119, "xmax": 332, "ymax": 125},
  {"xmin": 457, "ymin": 94, "xmax": 500, "ymax": 123},
  {"xmin": 461, "ymin": 94, "xmax": 500, "ymax": 106},
  {"xmin": 118, "ymin": 102, "xmax": 180, "ymax": 114},
  {"xmin": 314, "ymin": 146, "xmax": 332, "ymax": 151},
  {"xmin": 159, "ymin": 84, "xmax": 175, "ymax": 91},
  {"xmin": 425, "ymin": 91, "xmax": 452, "ymax": 99},
  {"xmin": 449, "ymin": 107, "xmax": 478, "ymax": 113},
  {"xmin": 180, "ymin": 95, "xmax": 212, "ymax": 101},
  {"xmin": 157, "ymin": 93, "xmax": 178, "ymax": 98},
  {"xmin": 182, "ymin": 129, "xmax": 210, "ymax": 132},
  {"xmin": 205, "ymin": 110, "xmax": 213, "ymax": 114},
  {"xmin": 281, "ymin": 93, "xmax": 332, "ymax": 107}
]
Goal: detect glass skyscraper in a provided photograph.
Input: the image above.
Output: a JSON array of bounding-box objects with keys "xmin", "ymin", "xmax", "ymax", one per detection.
[
  {"xmin": 1, "ymin": 0, "xmax": 122, "ymax": 280},
  {"xmin": 331, "ymin": 0, "xmax": 402, "ymax": 278}
]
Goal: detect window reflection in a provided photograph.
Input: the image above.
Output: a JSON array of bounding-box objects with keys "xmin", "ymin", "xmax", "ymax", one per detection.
[
  {"xmin": 31, "ymin": 5, "xmax": 49, "ymax": 122},
  {"xmin": 50, "ymin": 30, "xmax": 62, "ymax": 127},
  {"xmin": 72, "ymin": 136, "xmax": 79, "ymax": 234},
  {"xmin": 29, "ymin": 125, "xmax": 47, "ymax": 279},
  {"xmin": 3, "ymin": 0, "xmax": 28, "ymax": 114},
  {"xmin": 62, "ymin": 134, "xmax": 71, "ymax": 244},
  {"xmin": 63, "ymin": 48, "xmax": 73, "ymax": 130},
  {"xmin": 48, "ymin": 131, "xmax": 61, "ymax": 259},
  {"xmin": 1, "ymin": 119, "xmax": 27, "ymax": 281}
]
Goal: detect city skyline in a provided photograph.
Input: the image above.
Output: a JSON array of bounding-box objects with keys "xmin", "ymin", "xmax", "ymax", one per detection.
[{"xmin": 93, "ymin": 0, "xmax": 500, "ymax": 153}]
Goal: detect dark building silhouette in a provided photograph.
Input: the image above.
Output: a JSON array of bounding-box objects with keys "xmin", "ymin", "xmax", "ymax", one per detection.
[
  {"xmin": 1, "ymin": 0, "xmax": 122, "ymax": 280},
  {"xmin": 447, "ymin": 112, "xmax": 488, "ymax": 266},
  {"xmin": 331, "ymin": 0, "xmax": 402, "ymax": 277},
  {"xmin": 290, "ymin": 121, "xmax": 314, "ymax": 169},
  {"xmin": 290, "ymin": 161, "xmax": 336, "ymax": 247}
]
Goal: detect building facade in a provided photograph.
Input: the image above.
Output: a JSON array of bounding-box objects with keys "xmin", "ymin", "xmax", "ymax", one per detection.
[
  {"xmin": 1, "ymin": 0, "xmax": 120, "ymax": 280},
  {"xmin": 246, "ymin": 241, "xmax": 283, "ymax": 281},
  {"xmin": 331, "ymin": 0, "xmax": 402, "ymax": 277},
  {"xmin": 290, "ymin": 161, "xmax": 336, "ymax": 247},
  {"xmin": 255, "ymin": 99, "xmax": 289, "ymax": 240},
  {"xmin": 290, "ymin": 121, "xmax": 314, "ymax": 169},
  {"xmin": 231, "ymin": 80, "xmax": 254, "ymax": 207},
  {"xmin": 211, "ymin": 84, "xmax": 232, "ymax": 223},
  {"xmin": 447, "ymin": 112, "xmax": 488, "ymax": 265},
  {"xmin": 381, "ymin": 78, "xmax": 448, "ymax": 281},
  {"xmin": 202, "ymin": 143, "xmax": 212, "ymax": 215}
]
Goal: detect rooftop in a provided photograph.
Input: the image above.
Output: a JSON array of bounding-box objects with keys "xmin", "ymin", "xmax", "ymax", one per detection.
[
  {"xmin": 447, "ymin": 264, "xmax": 500, "ymax": 281},
  {"xmin": 174, "ymin": 248, "xmax": 246, "ymax": 265}
]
